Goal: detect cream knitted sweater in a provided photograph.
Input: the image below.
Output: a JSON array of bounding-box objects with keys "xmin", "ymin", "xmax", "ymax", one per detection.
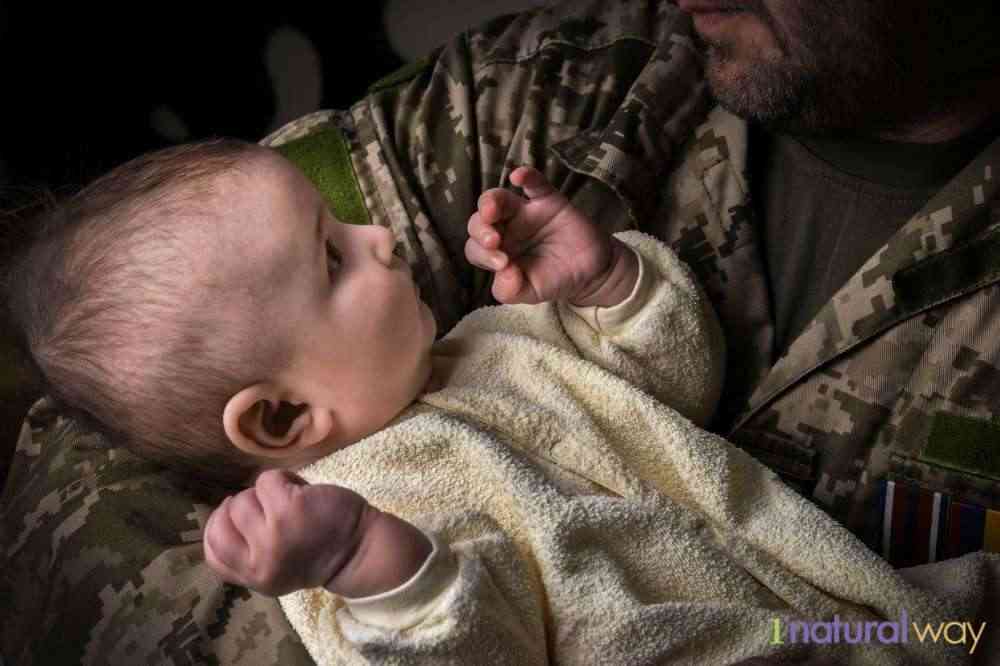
[{"xmin": 280, "ymin": 232, "xmax": 992, "ymax": 665}]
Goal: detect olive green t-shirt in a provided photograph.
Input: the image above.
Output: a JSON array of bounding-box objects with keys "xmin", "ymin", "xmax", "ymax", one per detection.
[{"xmin": 754, "ymin": 120, "xmax": 1000, "ymax": 358}]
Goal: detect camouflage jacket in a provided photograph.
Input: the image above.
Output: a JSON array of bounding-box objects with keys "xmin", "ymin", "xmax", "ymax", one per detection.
[{"xmin": 3, "ymin": 0, "xmax": 999, "ymax": 663}]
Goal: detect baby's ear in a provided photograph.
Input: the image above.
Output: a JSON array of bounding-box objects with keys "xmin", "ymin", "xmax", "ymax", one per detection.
[{"xmin": 223, "ymin": 384, "xmax": 335, "ymax": 458}]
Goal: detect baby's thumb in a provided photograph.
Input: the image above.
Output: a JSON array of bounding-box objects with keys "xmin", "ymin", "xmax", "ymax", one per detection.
[
  {"xmin": 493, "ymin": 264, "xmax": 537, "ymax": 304},
  {"xmin": 511, "ymin": 166, "xmax": 555, "ymax": 199}
]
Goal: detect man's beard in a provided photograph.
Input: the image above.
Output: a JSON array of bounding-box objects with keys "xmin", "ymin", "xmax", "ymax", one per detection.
[
  {"xmin": 697, "ymin": 2, "xmax": 914, "ymax": 136},
  {"xmin": 704, "ymin": 45, "xmax": 824, "ymax": 134}
]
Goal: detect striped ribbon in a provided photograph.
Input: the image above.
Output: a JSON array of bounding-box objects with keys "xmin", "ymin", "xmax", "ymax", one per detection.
[{"xmin": 880, "ymin": 479, "xmax": 1000, "ymax": 567}]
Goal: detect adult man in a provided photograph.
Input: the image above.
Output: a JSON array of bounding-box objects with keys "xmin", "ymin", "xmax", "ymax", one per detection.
[
  {"xmin": 4, "ymin": 0, "xmax": 999, "ymax": 662},
  {"xmin": 660, "ymin": 0, "xmax": 1000, "ymax": 563}
]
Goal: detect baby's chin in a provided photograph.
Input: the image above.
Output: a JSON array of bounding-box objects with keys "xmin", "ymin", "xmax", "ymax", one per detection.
[{"xmin": 419, "ymin": 352, "xmax": 445, "ymax": 395}]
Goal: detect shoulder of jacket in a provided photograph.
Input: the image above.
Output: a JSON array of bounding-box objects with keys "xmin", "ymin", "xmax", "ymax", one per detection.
[
  {"xmin": 367, "ymin": 0, "xmax": 691, "ymax": 97},
  {"xmin": 469, "ymin": 0, "xmax": 689, "ymax": 64}
]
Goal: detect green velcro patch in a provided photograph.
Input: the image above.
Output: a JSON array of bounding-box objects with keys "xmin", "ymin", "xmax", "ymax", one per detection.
[
  {"xmin": 893, "ymin": 222, "xmax": 1000, "ymax": 314},
  {"xmin": 274, "ymin": 128, "xmax": 370, "ymax": 226},
  {"xmin": 367, "ymin": 54, "xmax": 434, "ymax": 94},
  {"xmin": 923, "ymin": 411, "xmax": 1000, "ymax": 481}
]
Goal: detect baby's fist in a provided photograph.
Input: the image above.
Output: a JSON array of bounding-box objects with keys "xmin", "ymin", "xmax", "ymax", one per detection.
[
  {"xmin": 466, "ymin": 166, "xmax": 617, "ymax": 305},
  {"xmin": 203, "ymin": 469, "xmax": 369, "ymax": 596},
  {"xmin": 205, "ymin": 469, "xmax": 433, "ymax": 598}
]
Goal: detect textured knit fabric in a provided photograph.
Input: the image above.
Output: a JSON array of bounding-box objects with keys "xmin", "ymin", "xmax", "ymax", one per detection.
[{"xmin": 280, "ymin": 232, "xmax": 988, "ymax": 665}]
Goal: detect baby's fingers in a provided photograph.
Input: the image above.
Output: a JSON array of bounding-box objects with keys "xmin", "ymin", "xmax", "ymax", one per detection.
[
  {"xmin": 477, "ymin": 188, "xmax": 524, "ymax": 228},
  {"xmin": 465, "ymin": 235, "xmax": 508, "ymax": 272},
  {"xmin": 204, "ymin": 497, "xmax": 251, "ymax": 582},
  {"xmin": 467, "ymin": 211, "xmax": 501, "ymax": 250},
  {"xmin": 510, "ymin": 166, "xmax": 555, "ymax": 199}
]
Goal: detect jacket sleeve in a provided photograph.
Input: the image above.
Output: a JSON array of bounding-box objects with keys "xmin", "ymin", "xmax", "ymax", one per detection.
[{"xmin": 339, "ymin": 0, "xmax": 695, "ymax": 334}]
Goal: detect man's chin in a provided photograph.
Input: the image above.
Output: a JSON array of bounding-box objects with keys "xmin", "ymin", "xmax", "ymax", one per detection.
[{"xmin": 703, "ymin": 51, "xmax": 820, "ymax": 133}]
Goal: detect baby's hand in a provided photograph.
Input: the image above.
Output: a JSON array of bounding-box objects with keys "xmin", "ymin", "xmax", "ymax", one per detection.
[
  {"xmin": 465, "ymin": 166, "xmax": 637, "ymax": 307},
  {"xmin": 204, "ymin": 469, "xmax": 431, "ymax": 598}
]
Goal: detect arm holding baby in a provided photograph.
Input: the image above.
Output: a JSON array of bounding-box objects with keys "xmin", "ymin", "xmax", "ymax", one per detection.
[{"xmin": 204, "ymin": 166, "xmax": 639, "ymax": 600}]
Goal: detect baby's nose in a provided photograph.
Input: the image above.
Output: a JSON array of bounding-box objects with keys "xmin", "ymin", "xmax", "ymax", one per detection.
[{"xmin": 369, "ymin": 224, "xmax": 399, "ymax": 266}]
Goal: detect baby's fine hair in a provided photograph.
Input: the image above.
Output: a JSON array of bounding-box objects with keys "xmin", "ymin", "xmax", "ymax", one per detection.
[{"xmin": 3, "ymin": 138, "xmax": 290, "ymax": 486}]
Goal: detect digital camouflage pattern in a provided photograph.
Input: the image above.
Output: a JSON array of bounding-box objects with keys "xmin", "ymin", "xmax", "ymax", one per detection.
[
  {"xmin": 0, "ymin": 398, "xmax": 315, "ymax": 665},
  {"xmin": 653, "ymin": 106, "xmax": 1000, "ymax": 555},
  {"xmin": 3, "ymin": 0, "xmax": 1000, "ymax": 662}
]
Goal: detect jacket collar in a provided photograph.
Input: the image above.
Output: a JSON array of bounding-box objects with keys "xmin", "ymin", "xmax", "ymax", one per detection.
[{"xmin": 731, "ymin": 129, "xmax": 1000, "ymax": 430}]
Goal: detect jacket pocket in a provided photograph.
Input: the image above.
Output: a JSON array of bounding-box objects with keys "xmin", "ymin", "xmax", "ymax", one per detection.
[{"xmin": 729, "ymin": 427, "xmax": 817, "ymax": 496}]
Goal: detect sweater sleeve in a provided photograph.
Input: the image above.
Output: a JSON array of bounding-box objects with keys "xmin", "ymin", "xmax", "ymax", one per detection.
[
  {"xmin": 440, "ymin": 229, "xmax": 727, "ymax": 426},
  {"xmin": 281, "ymin": 522, "xmax": 550, "ymax": 666},
  {"xmin": 337, "ymin": 533, "xmax": 458, "ymax": 630},
  {"xmin": 556, "ymin": 230, "xmax": 726, "ymax": 427}
]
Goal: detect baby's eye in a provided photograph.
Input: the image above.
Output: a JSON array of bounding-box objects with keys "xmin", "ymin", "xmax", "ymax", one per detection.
[{"xmin": 326, "ymin": 240, "xmax": 342, "ymax": 275}]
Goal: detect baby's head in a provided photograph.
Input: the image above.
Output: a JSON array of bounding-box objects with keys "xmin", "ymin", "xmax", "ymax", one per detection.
[{"xmin": 5, "ymin": 139, "xmax": 436, "ymax": 486}]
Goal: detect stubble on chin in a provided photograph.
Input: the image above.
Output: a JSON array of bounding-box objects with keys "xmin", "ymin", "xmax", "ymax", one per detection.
[
  {"xmin": 703, "ymin": 43, "xmax": 816, "ymax": 132},
  {"xmin": 697, "ymin": 2, "xmax": 905, "ymax": 136}
]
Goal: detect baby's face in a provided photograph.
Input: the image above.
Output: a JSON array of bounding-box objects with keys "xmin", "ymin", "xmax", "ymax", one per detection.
[{"xmin": 219, "ymin": 150, "xmax": 437, "ymax": 452}]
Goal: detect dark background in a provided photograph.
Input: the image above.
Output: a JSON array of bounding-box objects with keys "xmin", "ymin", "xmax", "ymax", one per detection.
[
  {"xmin": 0, "ymin": 1, "xmax": 404, "ymax": 204},
  {"xmin": 0, "ymin": 0, "xmax": 545, "ymax": 203}
]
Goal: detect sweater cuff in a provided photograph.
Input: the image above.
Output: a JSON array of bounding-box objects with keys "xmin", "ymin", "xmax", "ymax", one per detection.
[
  {"xmin": 340, "ymin": 531, "xmax": 458, "ymax": 630},
  {"xmin": 566, "ymin": 245, "xmax": 652, "ymax": 334}
]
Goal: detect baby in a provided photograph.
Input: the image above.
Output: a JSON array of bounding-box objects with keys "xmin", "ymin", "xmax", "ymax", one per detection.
[
  {"xmin": 203, "ymin": 153, "xmax": 706, "ymax": 591},
  {"xmin": 204, "ymin": 150, "xmax": 675, "ymax": 601},
  {"xmin": 4, "ymin": 139, "xmax": 966, "ymax": 665}
]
